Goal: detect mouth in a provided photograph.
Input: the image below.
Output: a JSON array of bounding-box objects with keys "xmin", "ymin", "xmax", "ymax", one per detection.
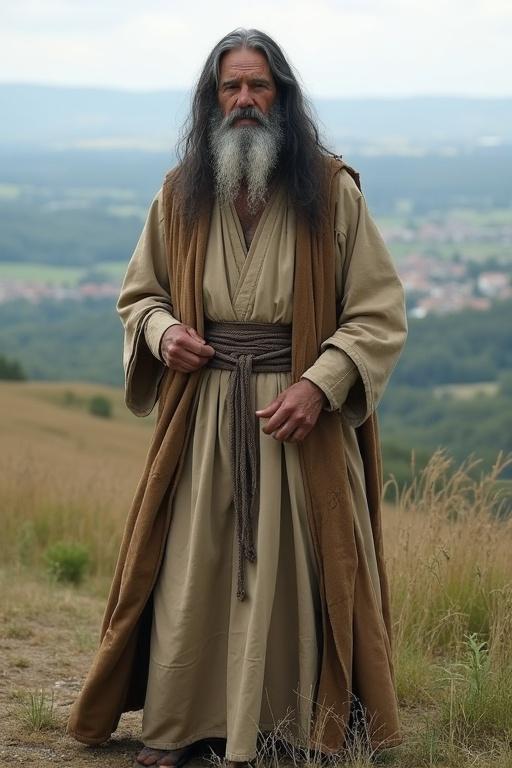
[{"xmin": 233, "ymin": 117, "xmax": 259, "ymax": 127}]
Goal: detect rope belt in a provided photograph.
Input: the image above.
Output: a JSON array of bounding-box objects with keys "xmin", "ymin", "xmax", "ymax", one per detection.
[{"xmin": 205, "ymin": 320, "xmax": 292, "ymax": 601}]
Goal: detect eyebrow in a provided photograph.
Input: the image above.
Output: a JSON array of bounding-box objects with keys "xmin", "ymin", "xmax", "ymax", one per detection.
[{"xmin": 220, "ymin": 77, "xmax": 273, "ymax": 88}]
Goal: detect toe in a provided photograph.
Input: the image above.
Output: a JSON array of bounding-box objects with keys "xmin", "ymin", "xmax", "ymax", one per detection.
[
  {"xmin": 157, "ymin": 747, "xmax": 190, "ymax": 766},
  {"xmin": 136, "ymin": 748, "xmax": 168, "ymax": 766}
]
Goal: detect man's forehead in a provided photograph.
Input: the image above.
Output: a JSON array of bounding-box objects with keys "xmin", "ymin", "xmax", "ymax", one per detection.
[{"xmin": 218, "ymin": 48, "xmax": 273, "ymax": 81}]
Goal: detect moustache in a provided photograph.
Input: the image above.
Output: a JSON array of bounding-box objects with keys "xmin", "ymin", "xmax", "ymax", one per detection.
[{"xmin": 225, "ymin": 107, "xmax": 268, "ymax": 128}]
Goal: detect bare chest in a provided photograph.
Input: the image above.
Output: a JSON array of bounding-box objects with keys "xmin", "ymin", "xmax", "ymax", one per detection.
[{"xmin": 233, "ymin": 197, "xmax": 264, "ymax": 249}]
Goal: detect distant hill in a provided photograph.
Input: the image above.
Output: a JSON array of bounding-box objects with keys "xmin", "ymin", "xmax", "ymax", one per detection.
[{"xmin": 1, "ymin": 84, "xmax": 511, "ymax": 152}]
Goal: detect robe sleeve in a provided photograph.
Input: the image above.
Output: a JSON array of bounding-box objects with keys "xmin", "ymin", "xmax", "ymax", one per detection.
[
  {"xmin": 116, "ymin": 188, "xmax": 180, "ymax": 416},
  {"xmin": 144, "ymin": 310, "xmax": 181, "ymax": 361},
  {"xmin": 301, "ymin": 169, "xmax": 407, "ymax": 427}
]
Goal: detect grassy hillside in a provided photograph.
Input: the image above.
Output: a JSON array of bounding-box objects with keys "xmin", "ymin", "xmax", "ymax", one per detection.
[
  {"xmin": 1, "ymin": 386, "xmax": 512, "ymax": 766},
  {"xmin": 0, "ymin": 381, "xmax": 153, "ymax": 579},
  {"xmin": 1, "ymin": 380, "xmax": 512, "ymax": 766}
]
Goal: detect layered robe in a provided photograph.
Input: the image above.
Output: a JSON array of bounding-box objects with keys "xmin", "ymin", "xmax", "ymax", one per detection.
[
  {"xmin": 114, "ymin": 171, "xmax": 406, "ymax": 760},
  {"xmin": 67, "ymin": 159, "xmax": 407, "ymax": 754}
]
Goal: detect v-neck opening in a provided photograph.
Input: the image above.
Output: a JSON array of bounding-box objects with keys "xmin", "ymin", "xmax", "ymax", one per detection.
[
  {"xmin": 229, "ymin": 184, "xmax": 279, "ymax": 261},
  {"xmin": 228, "ymin": 187, "xmax": 281, "ymax": 314},
  {"xmin": 202, "ymin": 183, "xmax": 294, "ymax": 326}
]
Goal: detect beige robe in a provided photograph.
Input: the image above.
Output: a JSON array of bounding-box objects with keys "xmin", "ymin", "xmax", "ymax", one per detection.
[{"xmin": 116, "ymin": 170, "xmax": 406, "ymax": 760}]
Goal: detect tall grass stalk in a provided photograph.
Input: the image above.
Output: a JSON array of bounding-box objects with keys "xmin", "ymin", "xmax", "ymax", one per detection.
[
  {"xmin": 386, "ymin": 450, "xmax": 512, "ymax": 753},
  {"xmin": 386, "ymin": 451, "xmax": 512, "ymax": 656},
  {"xmin": 18, "ymin": 689, "xmax": 57, "ymax": 731}
]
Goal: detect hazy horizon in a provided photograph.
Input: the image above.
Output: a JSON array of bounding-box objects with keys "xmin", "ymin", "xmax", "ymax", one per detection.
[
  {"xmin": 1, "ymin": 0, "xmax": 511, "ymax": 99},
  {"xmin": 3, "ymin": 82, "xmax": 512, "ymax": 101}
]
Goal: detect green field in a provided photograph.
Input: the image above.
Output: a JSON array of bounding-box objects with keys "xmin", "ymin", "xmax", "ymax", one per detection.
[{"xmin": 0, "ymin": 261, "xmax": 126, "ymax": 286}]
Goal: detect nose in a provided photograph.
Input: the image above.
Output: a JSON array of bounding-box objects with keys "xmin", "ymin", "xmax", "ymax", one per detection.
[{"xmin": 236, "ymin": 84, "xmax": 254, "ymax": 109}]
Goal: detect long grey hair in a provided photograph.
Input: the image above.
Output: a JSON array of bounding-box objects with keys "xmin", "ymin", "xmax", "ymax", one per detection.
[{"xmin": 174, "ymin": 28, "xmax": 331, "ymax": 229}]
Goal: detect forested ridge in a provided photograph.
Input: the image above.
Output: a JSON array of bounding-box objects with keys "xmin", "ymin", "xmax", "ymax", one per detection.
[
  {"xmin": 1, "ymin": 298, "xmax": 510, "ymax": 481},
  {"xmin": 392, "ymin": 301, "xmax": 512, "ymax": 386}
]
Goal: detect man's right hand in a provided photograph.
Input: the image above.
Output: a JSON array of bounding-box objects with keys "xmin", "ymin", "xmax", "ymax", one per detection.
[{"xmin": 159, "ymin": 324, "xmax": 215, "ymax": 372}]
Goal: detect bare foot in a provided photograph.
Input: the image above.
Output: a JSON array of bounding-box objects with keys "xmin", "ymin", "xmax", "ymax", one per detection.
[
  {"xmin": 225, "ymin": 762, "xmax": 251, "ymax": 768},
  {"xmin": 135, "ymin": 745, "xmax": 191, "ymax": 766}
]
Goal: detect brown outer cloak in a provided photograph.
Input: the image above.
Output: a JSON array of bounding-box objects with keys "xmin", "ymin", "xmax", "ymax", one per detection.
[{"xmin": 67, "ymin": 157, "xmax": 401, "ymax": 750}]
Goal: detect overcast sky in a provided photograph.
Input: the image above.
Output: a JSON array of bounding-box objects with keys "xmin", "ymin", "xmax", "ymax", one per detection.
[{"xmin": 0, "ymin": 0, "xmax": 510, "ymax": 98}]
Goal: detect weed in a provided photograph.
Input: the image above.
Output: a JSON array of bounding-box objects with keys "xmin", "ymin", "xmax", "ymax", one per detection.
[
  {"xmin": 12, "ymin": 657, "xmax": 30, "ymax": 669},
  {"xmin": 440, "ymin": 632, "xmax": 512, "ymax": 747},
  {"xmin": 18, "ymin": 689, "xmax": 58, "ymax": 731},
  {"xmin": 44, "ymin": 541, "xmax": 89, "ymax": 585},
  {"xmin": 5, "ymin": 623, "xmax": 34, "ymax": 640}
]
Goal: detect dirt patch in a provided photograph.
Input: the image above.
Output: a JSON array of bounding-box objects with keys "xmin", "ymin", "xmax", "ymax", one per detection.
[{"xmin": 0, "ymin": 571, "xmax": 214, "ymax": 768}]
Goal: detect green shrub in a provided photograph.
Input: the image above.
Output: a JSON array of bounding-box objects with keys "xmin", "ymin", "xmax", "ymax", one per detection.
[
  {"xmin": 44, "ymin": 541, "xmax": 89, "ymax": 584},
  {"xmin": 0, "ymin": 353, "xmax": 26, "ymax": 380},
  {"xmin": 88, "ymin": 394, "xmax": 112, "ymax": 419}
]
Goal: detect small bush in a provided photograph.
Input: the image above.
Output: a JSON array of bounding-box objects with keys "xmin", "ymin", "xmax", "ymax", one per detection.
[
  {"xmin": 62, "ymin": 389, "xmax": 78, "ymax": 406},
  {"xmin": 0, "ymin": 353, "xmax": 26, "ymax": 380},
  {"xmin": 44, "ymin": 541, "xmax": 89, "ymax": 585},
  {"xmin": 88, "ymin": 394, "xmax": 112, "ymax": 419}
]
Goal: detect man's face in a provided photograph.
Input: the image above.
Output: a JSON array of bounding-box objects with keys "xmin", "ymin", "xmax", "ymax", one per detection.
[{"xmin": 217, "ymin": 47, "xmax": 277, "ymax": 125}]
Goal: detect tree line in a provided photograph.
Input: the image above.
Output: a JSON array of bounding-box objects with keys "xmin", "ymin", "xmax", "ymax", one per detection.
[{"xmin": 1, "ymin": 298, "xmax": 511, "ymax": 483}]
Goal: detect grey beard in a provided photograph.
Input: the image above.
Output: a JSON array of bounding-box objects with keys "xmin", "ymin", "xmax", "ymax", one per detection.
[{"xmin": 209, "ymin": 105, "xmax": 283, "ymax": 212}]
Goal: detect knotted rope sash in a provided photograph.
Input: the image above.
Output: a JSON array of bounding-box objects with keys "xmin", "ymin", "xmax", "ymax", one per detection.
[{"xmin": 205, "ymin": 320, "xmax": 292, "ymax": 600}]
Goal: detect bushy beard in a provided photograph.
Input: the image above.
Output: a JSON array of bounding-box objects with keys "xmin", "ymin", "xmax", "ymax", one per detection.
[{"xmin": 209, "ymin": 104, "xmax": 283, "ymax": 212}]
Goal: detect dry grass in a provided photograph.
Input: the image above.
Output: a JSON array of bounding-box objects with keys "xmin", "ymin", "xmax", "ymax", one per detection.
[
  {"xmin": 0, "ymin": 380, "xmax": 153, "ymax": 580},
  {"xmin": 1, "ymin": 381, "xmax": 512, "ymax": 766},
  {"xmin": 384, "ymin": 450, "xmax": 512, "ymax": 763},
  {"xmin": 386, "ymin": 450, "xmax": 512, "ymax": 655},
  {"xmin": 17, "ymin": 689, "xmax": 58, "ymax": 732},
  {"xmin": 0, "ymin": 570, "xmax": 143, "ymax": 768}
]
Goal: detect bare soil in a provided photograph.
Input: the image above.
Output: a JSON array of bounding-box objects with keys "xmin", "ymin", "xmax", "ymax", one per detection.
[{"xmin": 0, "ymin": 571, "xmax": 214, "ymax": 768}]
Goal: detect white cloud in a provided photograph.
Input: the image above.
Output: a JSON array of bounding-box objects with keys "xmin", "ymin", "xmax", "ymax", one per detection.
[{"xmin": 0, "ymin": 0, "xmax": 510, "ymax": 96}]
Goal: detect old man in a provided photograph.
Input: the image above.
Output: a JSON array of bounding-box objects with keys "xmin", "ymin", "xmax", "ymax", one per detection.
[{"xmin": 68, "ymin": 28, "xmax": 407, "ymax": 768}]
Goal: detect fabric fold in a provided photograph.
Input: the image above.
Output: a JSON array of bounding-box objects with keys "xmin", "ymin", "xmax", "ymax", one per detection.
[{"xmin": 67, "ymin": 158, "xmax": 406, "ymax": 756}]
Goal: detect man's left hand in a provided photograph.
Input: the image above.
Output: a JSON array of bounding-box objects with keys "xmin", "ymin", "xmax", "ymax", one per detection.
[{"xmin": 255, "ymin": 379, "xmax": 327, "ymax": 443}]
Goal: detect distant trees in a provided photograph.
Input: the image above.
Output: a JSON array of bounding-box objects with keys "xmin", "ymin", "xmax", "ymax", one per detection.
[
  {"xmin": 0, "ymin": 297, "xmax": 511, "ymax": 484},
  {"xmin": 392, "ymin": 301, "xmax": 512, "ymax": 387},
  {"xmin": 0, "ymin": 205, "xmax": 142, "ymax": 266},
  {"xmin": 0, "ymin": 299, "xmax": 123, "ymax": 387},
  {"xmin": 0, "ymin": 354, "xmax": 26, "ymax": 380}
]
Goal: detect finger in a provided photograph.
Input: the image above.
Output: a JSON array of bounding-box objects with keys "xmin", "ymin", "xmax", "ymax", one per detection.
[
  {"xmin": 261, "ymin": 405, "xmax": 291, "ymax": 435},
  {"xmin": 285, "ymin": 425, "xmax": 310, "ymax": 443},
  {"xmin": 186, "ymin": 327, "xmax": 214, "ymax": 355},
  {"xmin": 186, "ymin": 326, "xmax": 206, "ymax": 343},
  {"xmin": 164, "ymin": 332, "xmax": 214, "ymax": 358},
  {"xmin": 272, "ymin": 419, "xmax": 299, "ymax": 442},
  {"xmin": 180, "ymin": 335, "xmax": 215, "ymax": 358},
  {"xmin": 271, "ymin": 428, "xmax": 292, "ymax": 443},
  {"xmin": 165, "ymin": 349, "xmax": 207, "ymax": 370},
  {"xmin": 255, "ymin": 398, "xmax": 282, "ymax": 419},
  {"xmin": 185, "ymin": 327, "xmax": 216, "ymax": 357}
]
